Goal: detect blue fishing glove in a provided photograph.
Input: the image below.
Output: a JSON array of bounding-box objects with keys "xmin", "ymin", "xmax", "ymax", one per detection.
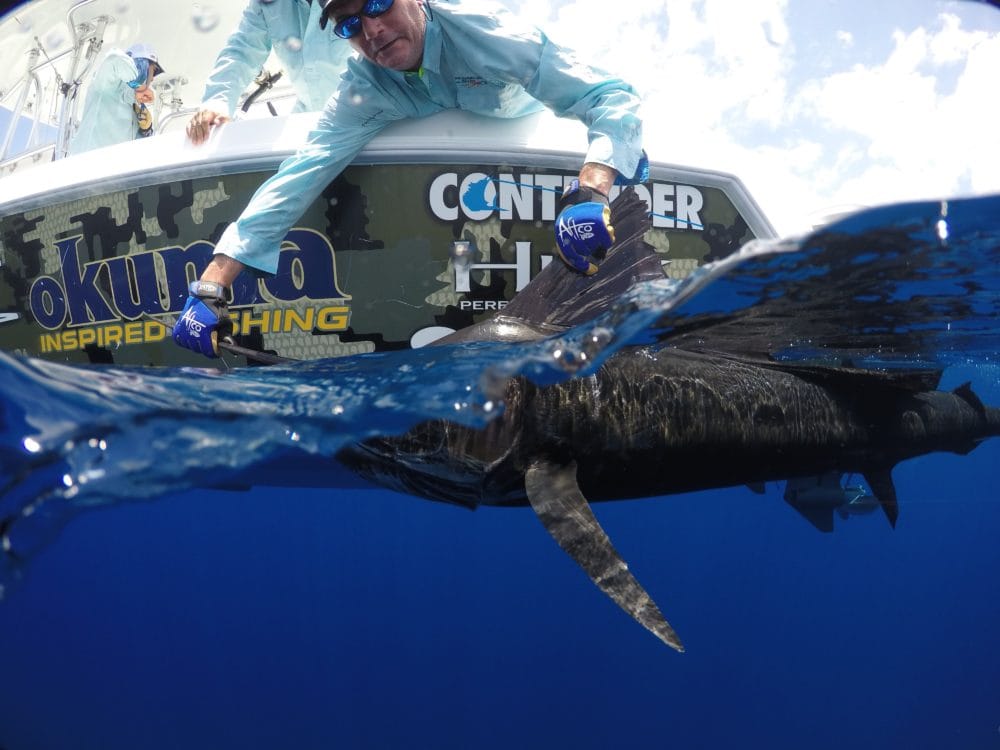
[
  {"xmin": 172, "ymin": 281, "xmax": 232, "ymax": 358},
  {"xmin": 554, "ymin": 179, "xmax": 615, "ymax": 276}
]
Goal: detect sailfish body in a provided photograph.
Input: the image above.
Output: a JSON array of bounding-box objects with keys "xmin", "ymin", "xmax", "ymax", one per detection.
[
  {"xmin": 345, "ymin": 349, "xmax": 998, "ymax": 512},
  {"xmin": 338, "ymin": 345, "xmax": 1000, "ymax": 650},
  {"xmin": 336, "ymin": 191, "xmax": 1000, "ymax": 651}
]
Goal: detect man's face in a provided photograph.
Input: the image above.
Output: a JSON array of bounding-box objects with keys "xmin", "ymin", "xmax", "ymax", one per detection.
[{"xmin": 335, "ymin": 0, "xmax": 427, "ymax": 71}]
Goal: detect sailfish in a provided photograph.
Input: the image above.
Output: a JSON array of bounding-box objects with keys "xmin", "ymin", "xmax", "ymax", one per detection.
[{"xmin": 335, "ymin": 190, "xmax": 1000, "ymax": 651}]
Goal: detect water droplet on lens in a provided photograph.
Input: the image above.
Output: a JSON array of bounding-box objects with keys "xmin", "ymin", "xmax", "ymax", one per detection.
[
  {"xmin": 191, "ymin": 4, "xmax": 220, "ymax": 32},
  {"xmin": 478, "ymin": 368, "xmax": 509, "ymax": 403},
  {"xmin": 44, "ymin": 30, "xmax": 66, "ymax": 50},
  {"xmin": 582, "ymin": 326, "xmax": 613, "ymax": 358},
  {"xmin": 553, "ymin": 346, "xmax": 585, "ymax": 372}
]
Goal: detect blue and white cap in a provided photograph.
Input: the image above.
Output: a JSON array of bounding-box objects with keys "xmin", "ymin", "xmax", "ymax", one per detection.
[{"xmin": 125, "ymin": 43, "xmax": 165, "ymax": 75}]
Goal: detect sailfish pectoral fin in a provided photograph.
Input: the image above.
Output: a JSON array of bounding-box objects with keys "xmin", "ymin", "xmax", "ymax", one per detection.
[{"xmin": 524, "ymin": 458, "xmax": 684, "ymax": 652}]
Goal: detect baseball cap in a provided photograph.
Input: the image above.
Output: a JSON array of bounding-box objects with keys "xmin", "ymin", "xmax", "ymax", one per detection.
[{"xmin": 126, "ymin": 43, "xmax": 165, "ymax": 75}]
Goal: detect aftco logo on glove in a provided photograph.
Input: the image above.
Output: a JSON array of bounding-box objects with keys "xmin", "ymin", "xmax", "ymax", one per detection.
[
  {"xmin": 557, "ymin": 216, "xmax": 598, "ymax": 242},
  {"xmin": 180, "ymin": 308, "xmax": 206, "ymax": 335}
]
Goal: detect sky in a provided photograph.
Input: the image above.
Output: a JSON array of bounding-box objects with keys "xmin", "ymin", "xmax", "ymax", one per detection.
[
  {"xmin": 0, "ymin": 0, "xmax": 997, "ymax": 235},
  {"xmin": 0, "ymin": 104, "xmax": 57, "ymax": 154},
  {"xmin": 510, "ymin": 0, "xmax": 1000, "ymax": 235}
]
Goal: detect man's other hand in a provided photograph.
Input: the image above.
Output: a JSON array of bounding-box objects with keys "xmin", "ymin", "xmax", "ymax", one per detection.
[{"xmin": 187, "ymin": 108, "xmax": 230, "ymax": 145}]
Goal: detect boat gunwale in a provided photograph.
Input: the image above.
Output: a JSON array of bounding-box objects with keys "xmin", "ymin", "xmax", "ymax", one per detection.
[{"xmin": 0, "ymin": 110, "xmax": 777, "ymax": 239}]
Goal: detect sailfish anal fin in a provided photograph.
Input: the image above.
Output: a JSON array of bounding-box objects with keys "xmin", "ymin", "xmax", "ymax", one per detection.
[
  {"xmin": 524, "ymin": 458, "xmax": 684, "ymax": 652},
  {"xmin": 864, "ymin": 469, "xmax": 899, "ymax": 528}
]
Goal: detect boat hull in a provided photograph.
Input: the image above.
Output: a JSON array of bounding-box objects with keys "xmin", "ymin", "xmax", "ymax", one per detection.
[{"xmin": 0, "ymin": 115, "xmax": 773, "ymax": 366}]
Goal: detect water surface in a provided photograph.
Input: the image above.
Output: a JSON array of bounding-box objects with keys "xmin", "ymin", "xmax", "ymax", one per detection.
[{"xmin": 1, "ymin": 196, "xmax": 998, "ymax": 749}]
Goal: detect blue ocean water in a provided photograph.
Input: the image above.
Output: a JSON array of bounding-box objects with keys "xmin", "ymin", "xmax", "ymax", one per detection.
[{"xmin": 1, "ymin": 196, "xmax": 999, "ymax": 749}]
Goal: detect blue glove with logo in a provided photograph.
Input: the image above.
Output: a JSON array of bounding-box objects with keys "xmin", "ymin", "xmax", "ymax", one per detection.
[
  {"xmin": 172, "ymin": 280, "xmax": 233, "ymax": 358},
  {"xmin": 554, "ymin": 179, "xmax": 615, "ymax": 276}
]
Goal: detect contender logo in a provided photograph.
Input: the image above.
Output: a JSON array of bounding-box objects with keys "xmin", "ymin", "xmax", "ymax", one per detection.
[{"xmin": 428, "ymin": 171, "xmax": 705, "ymax": 230}]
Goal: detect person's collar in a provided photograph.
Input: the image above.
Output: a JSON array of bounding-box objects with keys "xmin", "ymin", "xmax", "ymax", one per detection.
[{"xmin": 415, "ymin": 3, "xmax": 441, "ymax": 74}]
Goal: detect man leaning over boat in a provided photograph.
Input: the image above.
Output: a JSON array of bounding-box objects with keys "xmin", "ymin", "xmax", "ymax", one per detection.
[
  {"xmin": 68, "ymin": 44, "xmax": 165, "ymax": 155},
  {"xmin": 173, "ymin": 0, "xmax": 647, "ymax": 358},
  {"xmin": 187, "ymin": 0, "xmax": 355, "ymax": 145}
]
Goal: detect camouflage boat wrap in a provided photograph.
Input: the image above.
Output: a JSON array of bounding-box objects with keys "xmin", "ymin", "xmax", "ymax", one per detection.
[{"xmin": 0, "ymin": 163, "xmax": 759, "ymax": 366}]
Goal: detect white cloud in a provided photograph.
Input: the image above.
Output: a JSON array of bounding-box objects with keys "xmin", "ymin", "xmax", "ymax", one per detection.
[
  {"xmin": 520, "ymin": 1, "xmax": 997, "ymax": 235},
  {"xmin": 795, "ymin": 13, "xmax": 1000, "ymax": 216},
  {"xmin": 942, "ymin": 23, "xmax": 1000, "ymax": 194},
  {"xmin": 928, "ymin": 11, "xmax": 980, "ymax": 63}
]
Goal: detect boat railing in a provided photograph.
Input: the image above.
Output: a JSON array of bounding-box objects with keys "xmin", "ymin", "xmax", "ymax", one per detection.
[
  {"xmin": 0, "ymin": 0, "xmax": 298, "ymax": 176},
  {"xmin": 0, "ymin": 47, "xmax": 42, "ymax": 164},
  {"xmin": 0, "ymin": 144, "xmax": 56, "ymax": 176},
  {"xmin": 0, "ymin": 0, "xmax": 110, "ymax": 170},
  {"xmin": 153, "ymin": 71, "xmax": 298, "ymax": 136},
  {"xmin": 53, "ymin": 13, "xmax": 112, "ymax": 159}
]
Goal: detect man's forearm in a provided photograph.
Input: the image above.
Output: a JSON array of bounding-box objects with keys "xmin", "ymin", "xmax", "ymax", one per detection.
[
  {"xmin": 201, "ymin": 253, "xmax": 245, "ymax": 287},
  {"xmin": 579, "ymin": 162, "xmax": 618, "ymax": 196}
]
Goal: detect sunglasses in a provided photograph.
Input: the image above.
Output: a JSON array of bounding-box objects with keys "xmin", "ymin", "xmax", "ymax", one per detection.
[{"xmin": 332, "ymin": 0, "xmax": 395, "ymax": 40}]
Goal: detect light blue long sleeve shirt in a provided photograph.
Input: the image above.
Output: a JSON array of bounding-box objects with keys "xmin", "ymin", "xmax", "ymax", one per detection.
[
  {"xmin": 201, "ymin": 0, "xmax": 354, "ymax": 115},
  {"xmin": 69, "ymin": 50, "xmax": 141, "ymax": 155},
  {"xmin": 217, "ymin": 0, "xmax": 644, "ymax": 275}
]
